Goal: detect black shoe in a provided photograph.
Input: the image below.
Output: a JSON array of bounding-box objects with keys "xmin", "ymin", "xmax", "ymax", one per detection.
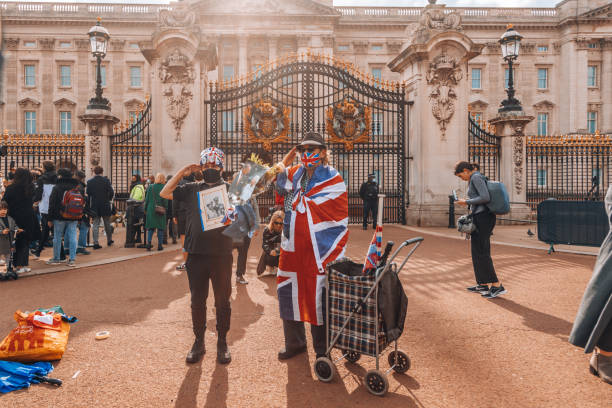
[
  {"xmin": 217, "ymin": 341, "xmax": 231, "ymax": 365},
  {"xmin": 107, "ymin": 240, "xmax": 114, "ymax": 247},
  {"xmin": 93, "ymin": 244, "xmax": 102, "ymax": 250},
  {"xmin": 76, "ymin": 248, "xmax": 91, "ymax": 255},
  {"xmin": 185, "ymin": 339, "xmax": 205, "ymax": 364},
  {"xmin": 163, "ymin": 240, "xmax": 168, "ymax": 245},
  {"xmin": 236, "ymin": 275, "xmax": 248, "ymax": 285},
  {"xmin": 482, "ymin": 285, "xmax": 507, "ymax": 299},
  {"xmin": 146, "ymin": 245, "xmax": 152, "ymax": 252},
  {"xmin": 136, "ymin": 244, "xmax": 147, "ymax": 249},
  {"xmin": 135, "ymin": 238, "xmax": 142, "ymax": 244},
  {"xmin": 467, "ymin": 284, "xmax": 489, "ymax": 293},
  {"xmin": 172, "ymin": 239, "xmax": 178, "ymax": 244},
  {"xmin": 157, "ymin": 245, "xmax": 163, "ymax": 251},
  {"xmin": 278, "ymin": 345, "xmax": 307, "ymax": 360},
  {"xmin": 124, "ymin": 243, "xmax": 135, "ymax": 248}
]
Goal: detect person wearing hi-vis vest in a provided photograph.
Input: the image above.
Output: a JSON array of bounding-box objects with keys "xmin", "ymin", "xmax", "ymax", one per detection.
[{"xmin": 125, "ymin": 174, "xmax": 146, "ymax": 248}]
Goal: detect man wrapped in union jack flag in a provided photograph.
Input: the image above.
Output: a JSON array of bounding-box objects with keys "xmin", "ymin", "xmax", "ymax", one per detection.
[{"xmin": 274, "ymin": 132, "xmax": 349, "ymax": 360}]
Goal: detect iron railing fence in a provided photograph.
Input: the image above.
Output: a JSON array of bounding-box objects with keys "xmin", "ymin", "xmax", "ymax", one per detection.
[
  {"xmin": 467, "ymin": 113, "xmax": 500, "ymax": 181},
  {"xmin": 110, "ymin": 97, "xmax": 152, "ymax": 211},
  {"xmin": 526, "ymin": 132, "xmax": 611, "ymax": 210}
]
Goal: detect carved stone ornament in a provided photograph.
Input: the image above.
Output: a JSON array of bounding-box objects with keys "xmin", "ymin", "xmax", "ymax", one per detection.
[
  {"xmin": 326, "ymin": 97, "xmax": 372, "ymax": 151},
  {"xmin": 159, "ymin": 7, "xmax": 198, "ymax": 31},
  {"xmin": 513, "ymin": 134, "xmax": 524, "ymax": 195},
  {"xmin": 75, "ymin": 39, "xmax": 89, "ymax": 50},
  {"xmin": 159, "ymin": 49, "xmax": 196, "ymax": 142},
  {"xmin": 426, "ymin": 53, "xmax": 463, "ymax": 140},
  {"xmin": 39, "ymin": 39, "xmax": 55, "ymax": 50},
  {"xmin": 4, "ymin": 38, "xmax": 20, "ymax": 50},
  {"xmin": 244, "ymin": 96, "xmax": 290, "ymax": 151},
  {"xmin": 415, "ymin": 5, "xmax": 462, "ymax": 44},
  {"xmin": 89, "ymin": 135, "xmax": 101, "ymax": 166}
]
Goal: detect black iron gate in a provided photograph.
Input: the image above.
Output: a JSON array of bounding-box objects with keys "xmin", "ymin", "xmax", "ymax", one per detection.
[
  {"xmin": 209, "ymin": 56, "xmax": 408, "ymax": 224},
  {"xmin": 110, "ymin": 97, "xmax": 152, "ymax": 210},
  {"xmin": 468, "ymin": 113, "xmax": 500, "ymax": 180}
]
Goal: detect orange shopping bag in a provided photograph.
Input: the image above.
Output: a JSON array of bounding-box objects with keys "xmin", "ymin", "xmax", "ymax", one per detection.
[{"xmin": 0, "ymin": 310, "xmax": 71, "ymax": 362}]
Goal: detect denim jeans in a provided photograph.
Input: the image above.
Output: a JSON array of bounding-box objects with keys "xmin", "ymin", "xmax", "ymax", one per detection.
[
  {"xmin": 147, "ymin": 228, "xmax": 165, "ymax": 248},
  {"xmin": 53, "ymin": 220, "xmax": 78, "ymax": 262},
  {"xmin": 78, "ymin": 220, "xmax": 90, "ymax": 249}
]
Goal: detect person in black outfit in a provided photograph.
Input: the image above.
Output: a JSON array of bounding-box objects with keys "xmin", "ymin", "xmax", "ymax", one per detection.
[
  {"xmin": 256, "ymin": 210, "xmax": 283, "ymax": 276},
  {"xmin": 165, "ymin": 174, "xmax": 177, "ymax": 245},
  {"xmin": 173, "ymin": 173, "xmax": 194, "ymax": 271},
  {"xmin": 454, "ymin": 161, "xmax": 506, "ymax": 299},
  {"xmin": 160, "ymin": 147, "xmax": 233, "ymax": 365},
  {"xmin": 32, "ymin": 161, "xmax": 57, "ymax": 257},
  {"xmin": 3, "ymin": 168, "xmax": 37, "ymax": 273},
  {"xmin": 86, "ymin": 166, "xmax": 114, "ymax": 249},
  {"xmin": 359, "ymin": 173, "xmax": 379, "ymax": 230}
]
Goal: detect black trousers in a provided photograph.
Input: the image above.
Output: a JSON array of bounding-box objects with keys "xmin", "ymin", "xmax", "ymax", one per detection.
[
  {"xmin": 37, "ymin": 213, "xmax": 52, "ymax": 254},
  {"xmin": 282, "ymin": 319, "xmax": 327, "ymax": 355},
  {"xmin": 236, "ymin": 236, "xmax": 252, "ymax": 277},
  {"xmin": 471, "ymin": 211, "xmax": 499, "ymax": 285},
  {"xmin": 125, "ymin": 205, "xmax": 143, "ymax": 245},
  {"xmin": 363, "ymin": 199, "xmax": 378, "ymax": 228},
  {"xmin": 598, "ymin": 321, "xmax": 612, "ymax": 351},
  {"xmin": 14, "ymin": 234, "xmax": 29, "ymax": 267},
  {"xmin": 185, "ymin": 253, "xmax": 233, "ymax": 339}
]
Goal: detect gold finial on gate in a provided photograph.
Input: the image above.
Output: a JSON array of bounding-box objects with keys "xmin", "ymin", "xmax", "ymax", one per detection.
[{"xmin": 3, "ymin": 129, "xmax": 8, "ymax": 141}]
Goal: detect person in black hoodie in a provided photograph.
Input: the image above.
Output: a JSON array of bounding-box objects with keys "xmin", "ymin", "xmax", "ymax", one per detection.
[
  {"xmin": 32, "ymin": 161, "xmax": 57, "ymax": 257},
  {"xmin": 86, "ymin": 166, "xmax": 114, "ymax": 249},
  {"xmin": 47, "ymin": 168, "xmax": 82, "ymax": 267}
]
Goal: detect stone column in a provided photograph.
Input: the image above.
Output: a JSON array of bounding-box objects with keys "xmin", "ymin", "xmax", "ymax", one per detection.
[
  {"xmin": 268, "ymin": 35, "xmax": 279, "ymax": 63},
  {"xmin": 79, "ymin": 109, "xmax": 120, "ymax": 178},
  {"xmin": 388, "ymin": 9, "xmax": 482, "ymax": 225},
  {"xmin": 602, "ymin": 42, "xmax": 612, "ymax": 133},
  {"xmin": 238, "ymin": 35, "xmax": 248, "ymax": 76},
  {"xmin": 297, "ymin": 35, "xmax": 311, "ymax": 56}
]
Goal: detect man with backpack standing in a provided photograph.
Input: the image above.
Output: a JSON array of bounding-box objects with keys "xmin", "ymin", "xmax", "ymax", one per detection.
[
  {"xmin": 32, "ymin": 161, "xmax": 57, "ymax": 258},
  {"xmin": 46, "ymin": 168, "xmax": 85, "ymax": 267},
  {"xmin": 87, "ymin": 166, "xmax": 114, "ymax": 249},
  {"xmin": 359, "ymin": 173, "xmax": 379, "ymax": 230}
]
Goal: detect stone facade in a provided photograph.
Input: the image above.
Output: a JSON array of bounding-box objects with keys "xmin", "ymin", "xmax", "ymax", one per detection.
[{"xmin": 0, "ymin": 0, "xmax": 611, "ymax": 224}]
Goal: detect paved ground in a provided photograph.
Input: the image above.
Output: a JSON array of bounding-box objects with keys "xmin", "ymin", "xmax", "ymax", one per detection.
[{"xmin": 1, "ymin": 225, "xmax": 611, "ymax": 407}]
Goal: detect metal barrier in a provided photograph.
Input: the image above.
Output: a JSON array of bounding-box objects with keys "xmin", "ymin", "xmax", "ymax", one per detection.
[{"xmin": 537, "ymin": 200, "xmax": 609, "ymax": 253}]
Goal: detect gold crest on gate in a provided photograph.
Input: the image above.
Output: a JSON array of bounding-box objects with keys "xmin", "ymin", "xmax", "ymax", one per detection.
[
  {"xmin": 244, "ymin": 97, "xmax": 290, "ymax": 151},
  {"xmin": 326, "ymin": 97, "xmax": 371, "ymax": 151}
]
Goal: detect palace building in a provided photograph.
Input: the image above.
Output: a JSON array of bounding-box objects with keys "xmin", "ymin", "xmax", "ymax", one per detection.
[{"xmin": 0, "ymin": 0, "xmax": 611, "ymax": 225}]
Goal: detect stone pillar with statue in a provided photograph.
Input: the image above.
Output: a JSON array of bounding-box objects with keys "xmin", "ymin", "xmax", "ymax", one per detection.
[
  {"xmin": 388, "ymin": 1, "xmax": 483, "ymax": 226},
  {"xmin": 140, "ymin": 4, "xmax": 218, "ymax": 174},
  {"xmin": 79, "ymin": 110, "xmax": 120, "ymax": 178}
]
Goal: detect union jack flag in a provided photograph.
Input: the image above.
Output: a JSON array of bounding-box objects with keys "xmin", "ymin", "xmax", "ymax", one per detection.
[
  {"xmin": 362, "ymin": 225, "xmax": 383, "ymax": 274},
  {"xmin": 276, "ymin": 164, "xmax": 348, "ymax": 326}
]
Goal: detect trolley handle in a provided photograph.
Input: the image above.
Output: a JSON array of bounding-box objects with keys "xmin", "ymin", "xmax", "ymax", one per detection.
[{"xmin": 388, "ymin": 237, "xmax": 424, "ymax": 275}]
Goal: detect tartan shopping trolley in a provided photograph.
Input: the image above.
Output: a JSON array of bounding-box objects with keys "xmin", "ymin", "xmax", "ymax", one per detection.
[{"xmin": 313, "ymin": 237, "xmax": 424, "ymax": 396}]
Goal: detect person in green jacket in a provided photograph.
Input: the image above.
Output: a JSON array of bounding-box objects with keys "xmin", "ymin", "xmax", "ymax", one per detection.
[{"xmin": 144, "ymin": 173, "xmax": 168, "ymax": 251}]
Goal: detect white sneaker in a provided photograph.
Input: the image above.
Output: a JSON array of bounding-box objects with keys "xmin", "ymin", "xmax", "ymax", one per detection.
[
  {"xmin": 17, "ymin": 267, "xmax": 30, "ymax": 273},
  {"xmin": 0, "ymin": 259, "xmax": 5, "ymax": 265}
]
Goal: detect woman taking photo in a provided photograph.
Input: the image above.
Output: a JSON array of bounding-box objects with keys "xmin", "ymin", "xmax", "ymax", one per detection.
[
  {"xmin": 3, "ymin": 168, "xmax": 38, "ymax": 273},
  {"xmin": 144, "ymin": 173, "xmax": 168, "ymax": 251},
  {"xmin": 274, "ymin": 132, "xmax": 348, "ymax": 360},
  {"xmin": 454, "ymin": 161, "xmax": 506, "ymax": 299}
]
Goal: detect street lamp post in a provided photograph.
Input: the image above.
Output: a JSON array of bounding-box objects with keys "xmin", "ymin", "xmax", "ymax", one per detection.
[
  {"xmin": 87, "ymin": 17, "xmax": 110, "ymax": 111},
  {"xmin": 498, "ymin": 24, "xmax": 523, "ymax": 113}
]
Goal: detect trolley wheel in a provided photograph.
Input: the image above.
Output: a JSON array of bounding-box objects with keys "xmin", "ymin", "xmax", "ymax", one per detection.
[
  {"xmin": 388, "ymin": 350, "xmax": 411, "ymax": 373},
  {"xmin": 314, "ymin": 357, "xmax": 336, "ymax": 383},
  {"xmin": 343, "ymin": 350, "xmax": 361, "ymax": 364},
  {"xmin": 365, "ymin": 369, "xmax": 388, "ymax": 396}
]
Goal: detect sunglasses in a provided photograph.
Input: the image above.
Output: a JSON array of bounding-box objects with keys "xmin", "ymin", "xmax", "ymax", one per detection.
[
  {"xmin": 297, "ymin": 146, "xmax": 319, "ymax": 153},
  {"xmin": 273, "ymin": 221, "xmax": 283, "ymax": 226}
]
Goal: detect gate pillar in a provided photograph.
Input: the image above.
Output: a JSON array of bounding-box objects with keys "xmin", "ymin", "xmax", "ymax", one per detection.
[
  {"xmin": 79, "ymin": 109, "xmax": 120, "ymax": 178},
  {"xmin": 490, "ymin": 112, "xmax": 534, "ymax": 221},
  {"xmin": 140, "ymin": 4, "xmax": 217, "ymax": 174},
  {"xmin": 388, "ymin": 4, "xmax": 482, "ymax": 226}
]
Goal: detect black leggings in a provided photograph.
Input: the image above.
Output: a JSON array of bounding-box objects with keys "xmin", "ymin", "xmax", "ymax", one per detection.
[
  {"xmin": 598, "ymin": 321, "xmax": 612, "ymax": 352},
  {"xmin": 471, "ymin": 211, "xmax": 499, "ymax": 285}
]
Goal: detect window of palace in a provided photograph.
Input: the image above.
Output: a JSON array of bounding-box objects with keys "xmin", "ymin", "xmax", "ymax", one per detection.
[
  {"xmin": 588, "ymin": 43, "xmax": 598, "ymax": 49},
  {"xmin": 25, "ymin": 111, "xmax": 37, "ymax": 135},
  {"xmin": 504, "ymin": 67, "xmax": 516, "ymax": 89},
  {"xmin": 537, "ymin": 169, "xmax": 547, "ymax": 187},
  {"xmin": 371, "ymin": 44, "xmax": 383, "ymax": 51},
  {"xmin": 587, "ymin": 65, "xmax": 598, "ymax": 87},
  {"xmin": 588, "ymin": 111, "xmax": 598, "ymax": 134},
  {"xmin": 222, "ymin": 111, "xmax": 234, "ymax": 133},
  {"xmin": 60, "ymin": 111, "xmax": 72, "ymax": 135},
  {"xmin": 130, "ymin": 66, "xmax": 142, "ymax": 88},
  {"xmin": 59, "ymin": 41, "xmax": 71, "ymax": 49},
  {"xmin": 59, "ymin": 65, "xmax": 72, "ymax": 88},
  {"xmin": 371, "ymin": 67, "xmax": 382, "ymax": 87},
  {"xmin": 223, "ymin": 65, "xmax": 234, "ymax": 81},
  {"xmin": 24, "ymin": 64, "xmax": 36, "ymax": 87},
  {"xmin": 593, "ymin": 168, "xmax": 603, "ymax": 185},
  {"xmin": 537, "ymin": 68, "xmax": 548, "ymax": 89},
  {"xmin": 23, "ymin": 41, "xmax": 36, "ymax": 48},
  {"xmin": 537, "ymin": 112, "xmax": 548, "ymax": 136},
  {"xmin": 537, "ymin": 45, "xmax": 548, "ymax": 52},
  {"xmin": 129, "ymin": 43, "xmax": 139, "ymax": 49},
  {"xmin": 471, "ymin": 68, "xmax": 481, "ymax": 89},
  {"xmin": 337, "ymin": 44, "xmax": 349, "ymax": 51}
]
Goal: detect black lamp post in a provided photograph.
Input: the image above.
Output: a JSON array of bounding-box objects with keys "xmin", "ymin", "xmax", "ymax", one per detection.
[
  {"xmin": 87, "ymin": 17, "xmax": 110, "ymax": 110},
  {"xmin": 498, "ymin": 24, "xmax": 523, "ymax": 113}
]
